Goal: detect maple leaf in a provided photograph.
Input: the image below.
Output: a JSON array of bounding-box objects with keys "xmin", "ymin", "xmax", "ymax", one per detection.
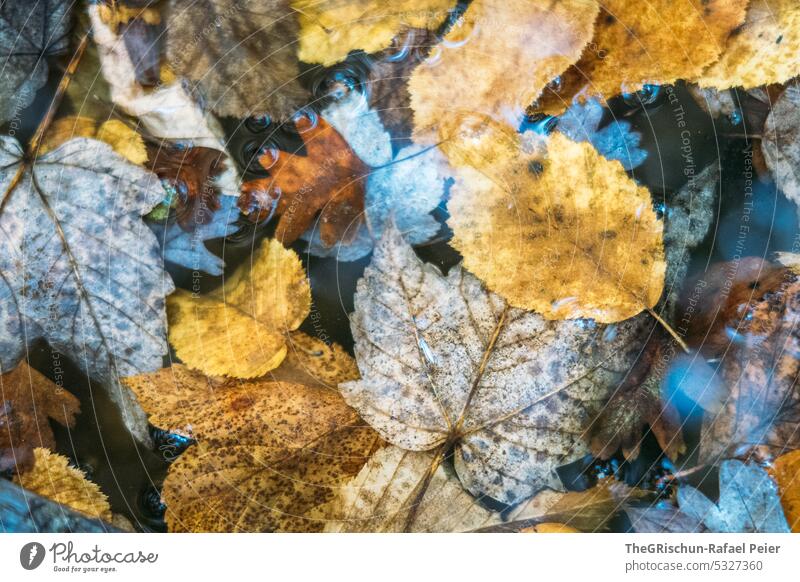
[
  {"xmin": 536, "ymin": 0, "xmax": 749, "ymax": 115},
  {"xmin": 697, "ymin": 0, "xmax": 800, "ymax": 90},
  {"xmin": 446, "ymin": 120, "xmax": 665, "ymax": 323},
  {"xmin": 769, "ymin": 449, "xmax": 800, "ymax": 532},
  {"xmin": 678, "ymin": 460, "xmax": 790, "ymax": 532},
  {"xmin": 681, "ymin": 259, "xmax": 800, "ymax": 463},
  {"xmin": 239, "ymin": 117, "xmax": 368, "ymax": 247},
  {"xmin": 164, "ymin": 0, "xmax": 309, "ymax": 120},
  {"xmin": 0, "ymin": 363, "xmax": 80, "ymax": 475},
  {"xmin": 341, "ymin": 224, "xmax": 650, "ymax": 508},
  {"xmin": 0, "ymin": 0, "xmax": 72, "ymax": 123},
  {"xmin": 123, "ymin": 363, "xmax": 382, "ymax": 532},
  {"xmin": 167, "ymin": 238, "xmax": 311, "ymax": 378},
  {"xmin": 762, "ymin": 85, "xmax": 800, "ymax": 206},
  {"xmin": 293, "ymin": 0, "xmax": 454, "ymax": 66},
  {"xmin": 13, "ymin": 448, "xmax": 112, "ymax": 522},
  {"xmin": 0, "ymin": 137, "xmax": 172, "ymax": 440},
  {"xmin": 409, "ymin": 0, "xmax": 598, "ymax": 142}
]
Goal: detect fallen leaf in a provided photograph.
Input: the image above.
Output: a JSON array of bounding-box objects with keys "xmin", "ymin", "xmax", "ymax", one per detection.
[
  {"xmin": 240, "ymin": 117, "xmax": 368, "ymax": 247},
  {"xmin": 698, "ymin": 0, "xmax": 800, "ymax": 90},
  {"xmin": 13, "ymin": 448, "xmax": 112, "ymax": 521},
  {"xmin": 678, "ymin": 460, "xmax": 790, "ymax": 532},
  {"xmin": 409, "ymin": 0, "xmax": 599, "ymax": 141},
  {"xmin": 167, "ymin": 238, "xmax": 311, "ymax": 378},
  {"xmin": 0, "ymin": 137, "xmax": 172, "ymax": 440},
  {"xmin": 624, "ymin": 503, "xmax": 705, "ymax": 532},
  {"xmin": 165, "ymin": 0, "xmax": 309, "ymax": 119},
  {"xmin": 536, "ymin": 0, "xmax": 749, "ymax": 114},
  {"xmin": 39, "ymin": 117, "xmax": 98, "ymax": 154},
  {"xmin": 0, "ymin": 0, "xmax": 72, "ymax": 123},
  {"xmin": 39, "ymin": 116, "xmax": 148, "ymax": 165},
  {"xmin": 682, "ymin": 260, "xmax": 800, "ymax": 463},
  {"xmin": 0, "ymin": 363, "xmax": 80, "ymax": 475},
  {"xmin": 124, "ymin": 364, "xmax": 381, "ymax": 532},
  {"xmin": 341, "ymin": 224, "xmax": 650, "ymax": 507},
  {"xmin": 97, "ymin": 1, "xmax": 163, "ymax": 86},
  {"xmin": 447, "ymin": 122, "xmax": 665, "ymax": 322},
  {"xmin": 294, "ymin": 0, "xmax": 454, "ymax": 66},
  {"xmin": 521, "ymin": 523, "xmax": 581, "ymax": 533},
  {"xmin": 769, "ymin": 449, "xmax": 800, "ymax": 532},
  {"xmin": 762, "ymin": 85, "xmax": 800, "ymax": 205}
]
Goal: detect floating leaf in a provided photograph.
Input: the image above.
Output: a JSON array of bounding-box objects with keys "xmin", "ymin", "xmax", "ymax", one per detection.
[
  {"xmin": 0, "ymin": 363, "xmax": 80, "ymax": 475},
  {"xmin": 294, "ymin": 0, "xmax": 454, "ymax": 66},
  {"xmin": 447, "ymin": 123, "xmax": 665, "ymax": 322},
  {"xmin": 342, "ymin": 224, "xmax": 650, "ymax": 507},
  {"xmin": 698, "ymin": 0, "xmax": 800, "ymax": 90},
  {"xmin": 13, "ymin": 448, "xmax": 112, "ymax": 521},
  {"xmin": 409, "ymin": 0, "xmax": 599, "ymax": 141},
  {"xmin": 167, "ymin": 238, "xmax": 310, "ymax": 378},
  {"xmin": 0, "ymin": 0, "xmax": 72, "ymax": 123},
  {"xmin": 678, "ymin": 460, "xmax": 790, "ymax": 532},
  {"xmin": 769, "ymin": 449, "xmax": 800, "ymax": 532},
  {"xmin": 124, "ymin": 364, "xmax": 382, "ymax": 532}
]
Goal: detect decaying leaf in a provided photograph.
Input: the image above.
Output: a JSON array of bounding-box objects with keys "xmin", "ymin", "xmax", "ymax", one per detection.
[
  {"xmin": 294, "ymin": 0, "xmax": 454, "ymax": 66},
  {"xmin": 0, "ymin": 137, "xmax": 172, "ymax": 440},
  {"xmin": 409, "ymin": 0, "xmax": 599, "ymax": 141},
  {"xmin": 342, "ymin": 224, "xmax": 650, "ymax": 508},
  {"xmin": 167, "ymin": 238, "xmax": 311, "ymax": 378},
  {"xmin": 165, "ymin": 0, "xmax": 309, "ymax": 119},
  {"xmin": 698, "ymin": 0, "xmax": 800, "ymax": 90},
  {"xmin": 763, "ymin": 85, "xmax": 800, "ymax": 205},
  {"xmin": 769, "ymin": 449, "xmax": 800, "ymax": 532},
  {"xmin": 521, "ymin": 523, "xmax": 581, "ymax": 533},
  {"xmin": 124, "ymin": 363, "xmax": 381, "ymax": 532},
  {"xmin": 536, "ymin": 0, "xmax": 748, "ymax": 114},
  {"xmin": 39, "ymin": 116, "xmax": 147, "ymax": 165},
  {"xmin": 240, "ymin": 117, "xmax": 368, "ymax": 247},
  {"xmin": 678, "ymin": 460, "xmax": 790, "ymax": 532},
  {"xmin": 0, "ymin": 0, "xmax": 72, "ymax": 123},
  {"xmin": 682, "ymin": 259, "xmax": 800, "ymax": 463},
  {"xmin": 13, "ymin": 448, "xmax": 112, "ymax": 521},
  {"xmin": 96, "ymin": 0, "xmax": 163, "ymax": 86},
  {"xmin": 0, "ymin": 363, "xmax": 80, "ymax": 475},
  {"xmin": 624, "ymin": 503, "xmax": 705, "ymax": 533},
  {"xmin": 447, "ymin": 122, "xmax": 665, "ymax": 322}
]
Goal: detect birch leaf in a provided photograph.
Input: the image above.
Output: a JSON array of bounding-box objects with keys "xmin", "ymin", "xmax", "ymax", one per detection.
[
  {"xmin": 698, "ymin": 0, "xmax": 800, "ymax": 90},
  {"xmin": 294, "ymin": 0, "xmax": 454, "ymax": 66},
  {"xmin": 409, "ymin": 0, "xmax": 599, "ymax": 142},
  {"xmin": 165, "ymin": 0, "xmax": 309, "ymax": 120},
  {"xmin": 678, "ymin": 460, "xmax": 790, "ymax": 533},
  {"xmin": 0, "ymin": 363, "xmax": 80, "ymax": 475},
  {"xmin": 0, "ymin": 137, "xmax": 172, "ymax": 440},
  {"xmin": 0, "ymin": 0, "xmax": 72, "ymax": 123},
  {"xmin": 447, "ymin": 123, "xmax": 665, "ymax": 322},
  {"xmin": 13, "ymin": 448, "xmax": 112, "ymax": 522},
  {"xmin": 124, "ymin": 364, "xmax": 381, "ymax": 532},
  {"xmin": 342, "ymin": 224, "xmax": 650, "ymax": 506},
  {"xmin": 167, "ymin": 238, "xmax": 311, "ymax": 378}
]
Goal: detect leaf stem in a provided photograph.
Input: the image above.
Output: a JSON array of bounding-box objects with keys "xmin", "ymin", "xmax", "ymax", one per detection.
[{"xmin": 647, "ymin": 307, "xmax": 689, "ymax": 353}]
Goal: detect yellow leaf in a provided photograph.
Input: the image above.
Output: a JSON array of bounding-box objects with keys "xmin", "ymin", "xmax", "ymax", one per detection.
[
  {"xmin": 97, "ymin": 3, "xmax": 161, "ymax": 30},
  {"xmin": 123, "ymin": 364, "xmax": 382, "ymax": 532},
  {"xmin": 409, "ymin": 0, "xmax": 599, "ymax": 142},
  {"xmin": 536, "ymin": 0, "xmax": 748, "ymax": 114},
  {"xmin": 697, "ymin": 0, "xmax": 800, "ymax": 90},
  {"xmin": 769, "ymin": 449, "xmax": 800, "ymax": 532},
  {"xmin": 14, "ymin": 448, "xmax": 112, "ymax": 521},
  {"xmin": 96, "ymin": 120, "xmax": 148, "ymax": 165},
  {"xmin": 447, "ymin": 120, "xmax": 665, "ymax": 322},
  {"xmin": 294, "ymin": 0, "xmax": 454, "ymax": 66},
  {"xmin": 167, "ymin": 238, "xmax": 312, "ymax": 378},
  {"xmin": 38, "ymin": 116, "xmax": 97, "ymax": 155},
  {"xmin": 521, "ymin": 522, "xmax": 581, "ymax": 533}
]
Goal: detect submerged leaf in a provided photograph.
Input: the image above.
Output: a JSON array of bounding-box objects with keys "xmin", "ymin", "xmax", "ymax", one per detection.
[
  {"xmin": 124, "ymin": 364, "xmax": 381, "ymax": 532},
  {"xmin": 343, "ymin": 224, "xmax": 649, "ymax": 507},
  {"xmin": 13, "ymin": 448, "xmax": 112, "ymax": 521},
  {"xmin": 167, "ymin": 238, "xmax": 310, "ymax": 378},
  {"xmin": 447, "ymin": 123, "xmax": 665, "ymax": 322},
  {"xmin": 762, "ymin": 86, "xmax": 800, "ymax": 205}
]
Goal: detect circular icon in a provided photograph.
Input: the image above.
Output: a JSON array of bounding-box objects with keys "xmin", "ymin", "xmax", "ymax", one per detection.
[{"xmin": 19, "ymin": 542, "xmax": 46, "ymax": 570}]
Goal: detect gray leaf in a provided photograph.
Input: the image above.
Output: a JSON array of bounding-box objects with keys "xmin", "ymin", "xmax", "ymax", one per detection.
[
  {"xmin": 763, "ymin": 86, "xmax": 800, "ymax": 206},
  {"xmin": 343, "ymin": 224, "xmax": 648, "ymax": 504}
]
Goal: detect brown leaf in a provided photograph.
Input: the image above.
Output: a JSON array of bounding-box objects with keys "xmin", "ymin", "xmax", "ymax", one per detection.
[
  {"xmin": 124, "ymin": 364, "xmax": 382, "ymax": 532},
  {"xmin": 0, "ymin": 363, "xmax": 80, "ymax": 475},
  {"xmin": 240, "ymin": 117, "xmax": 368, "ymax": 247},
  {"xmin": 763, "ymin": 85, "xmax": 800, "ymax": 206},
  {"xmin": 769, "ymin": 449, "xmax": 800, "ymax": 532}
]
